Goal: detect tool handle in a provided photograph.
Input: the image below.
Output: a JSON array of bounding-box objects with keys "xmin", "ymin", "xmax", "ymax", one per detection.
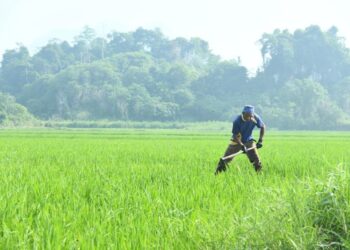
[{"xmin": 221, "ymin": 146, "xmax": 257, "ymax": 161}]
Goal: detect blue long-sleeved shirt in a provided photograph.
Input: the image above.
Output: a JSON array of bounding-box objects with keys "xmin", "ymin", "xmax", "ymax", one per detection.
[{"xmin": 232, "ymin": 114, "xmax": 264, "ymax": 143}]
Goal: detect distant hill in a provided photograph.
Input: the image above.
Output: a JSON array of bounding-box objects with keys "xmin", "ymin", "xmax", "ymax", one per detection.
[{"xmin": 1, "ymin": 26, "xmax": 350, "ymax": 129}]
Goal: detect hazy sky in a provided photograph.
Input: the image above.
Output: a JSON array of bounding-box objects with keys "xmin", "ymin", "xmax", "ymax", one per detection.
[{"xmin": 0, "ymin": 0, "xmax": 349, "ymax": 72}]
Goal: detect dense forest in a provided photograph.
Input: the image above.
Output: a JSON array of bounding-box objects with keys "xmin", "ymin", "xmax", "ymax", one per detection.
[{"xmin": 1, "ymin": 25, "xmax": 350, "ymax": 129}]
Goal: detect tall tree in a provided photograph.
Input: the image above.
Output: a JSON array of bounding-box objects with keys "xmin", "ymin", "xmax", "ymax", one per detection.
[
  {"xmin": 259, "ymin": 29, "xmax": 295, "ymax": 85},
  {"xmin": 32, "ymin": 40, "xmax": 75, "ymax": 74},
  {"xmin": 73, "ymin": 26, "xmax": 97, "ymax": 63},
  {"xmin": 1, "ymin": 46, "xmax": 36, "ymax": 95}
]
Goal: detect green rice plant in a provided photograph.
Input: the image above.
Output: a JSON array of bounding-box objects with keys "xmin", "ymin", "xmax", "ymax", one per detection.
[
  {"xmin": 306, "ymin": 166, "xmax": 349, "ymax": 248},
  {"xmin": 0, "ymin": 129, "xmax": 349, "ymax": 249}
]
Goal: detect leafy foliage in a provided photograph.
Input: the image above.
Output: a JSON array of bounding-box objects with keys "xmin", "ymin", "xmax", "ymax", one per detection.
[
  {"xmin": 1, "ymin": 25, "xmax": 350, "ymax": 128},
  {"xmin": 0, "ymin": 92, "xmax": 37, "ymax": 126}
]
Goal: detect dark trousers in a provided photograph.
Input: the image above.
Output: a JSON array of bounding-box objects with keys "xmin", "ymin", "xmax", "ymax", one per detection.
[{"xmin": 223, "ymin": 140, "xmax": 262, "ymax": 171}]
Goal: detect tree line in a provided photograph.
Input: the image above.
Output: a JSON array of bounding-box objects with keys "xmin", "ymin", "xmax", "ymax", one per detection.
[{"xmin": 1, "ymin": 25, "xmax": 350, "ymax": 129}]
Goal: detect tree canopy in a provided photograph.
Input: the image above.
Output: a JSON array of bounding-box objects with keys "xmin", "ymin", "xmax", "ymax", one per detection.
[{"xmin": 1, "ymin": 25, "xmax": 350, "ymax": 129}]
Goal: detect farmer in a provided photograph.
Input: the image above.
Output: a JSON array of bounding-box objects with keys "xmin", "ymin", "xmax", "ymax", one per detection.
[{"xmin": 215, "ymin": 105, "xmax": 265, "ymax": 174}]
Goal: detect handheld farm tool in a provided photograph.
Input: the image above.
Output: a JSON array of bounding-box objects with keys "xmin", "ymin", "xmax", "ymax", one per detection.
[{"xmin": 215, "ymin": 146, "xmax": 257, "ymax": 175}]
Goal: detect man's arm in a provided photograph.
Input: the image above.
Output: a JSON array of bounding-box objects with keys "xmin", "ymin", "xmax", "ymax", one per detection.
[
  {"xmin": 255, "ymin": 114, "xmax": 265, "ymax": 143},
  {"xmin": 233, "ymin": 134, "xmax": 248, "ymax": 152},
  {"xmin": 233, "ymin": 134, "xmax": 244, "ymax": 147},
  {"xmin": 232, "ymin": 119, "xmax": 247, "ymax": 152},
  {"xmin": 232, "ymin": 120, "xmax": 244, "ymax": 147},
  {"xmin": 258, "ymin": 125, "xmax": 265, "ymax": 143}
]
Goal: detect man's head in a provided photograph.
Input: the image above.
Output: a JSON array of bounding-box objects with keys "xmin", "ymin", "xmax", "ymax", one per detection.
[{"xmin": 242, "ymin": 105, "xmax": 255, "ymax": 121}]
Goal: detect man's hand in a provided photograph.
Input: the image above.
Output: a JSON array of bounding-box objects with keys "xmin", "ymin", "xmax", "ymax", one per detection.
[
  {"xmin": 241, "ymin": 145, "xmax": 247, "ymax": 153},
  {"xmin": 256, "ymin": 139, "xmax": 263, "ymax": 149}
]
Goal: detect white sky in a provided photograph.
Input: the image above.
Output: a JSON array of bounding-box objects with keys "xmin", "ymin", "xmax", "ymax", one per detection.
[{"xmin": 0, "ymin": 0, "xmax": 349, "ymax": 72}]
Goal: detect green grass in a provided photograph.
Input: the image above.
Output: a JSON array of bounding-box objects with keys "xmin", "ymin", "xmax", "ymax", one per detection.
[{"xmin": 0, "ymin": 129, "xmax": 349, "ymax": 249}]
